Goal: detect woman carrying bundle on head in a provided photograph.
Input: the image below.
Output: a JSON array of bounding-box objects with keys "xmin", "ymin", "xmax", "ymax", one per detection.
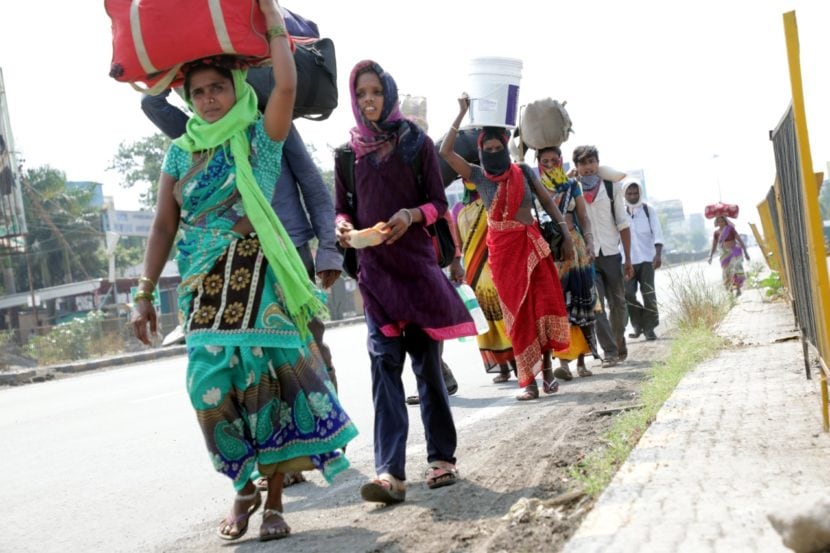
[
  {"xmin": 535, "ymin": 146, "xmax": 600, "ymax": 381},
  {"xmin": 709, "ymin": 215, "xmax": 750, "ymax": 296},
  {"xmin": 441, "ymin": 95, "xmax": 573, "ymax": 401},
  {"xmin": 130, "ymin": 0, "xmax": 357, "ymax": 542}
]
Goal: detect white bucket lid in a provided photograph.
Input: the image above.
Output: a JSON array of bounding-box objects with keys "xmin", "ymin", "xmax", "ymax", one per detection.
[{"xmin": 468, "ymin": 57, "xmax": 523, "ymax": 79}]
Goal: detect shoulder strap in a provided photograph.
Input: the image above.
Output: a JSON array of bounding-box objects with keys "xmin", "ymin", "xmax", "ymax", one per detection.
[
  {"xmin": 604, "ymin": 180, "xmax": 616, "ymax": 225},
  {"xmin": 335, "ymin": 145, "xmax": 356, "ymax": 210},
  {"xmin": 519, "ymin": 163, "xmax": 544, "ymax": 225}
]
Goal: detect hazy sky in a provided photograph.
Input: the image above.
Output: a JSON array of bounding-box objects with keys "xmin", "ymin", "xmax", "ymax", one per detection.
[{"xmin": 1, "ymin": 0, "xmax": 828, "ymax": 237}]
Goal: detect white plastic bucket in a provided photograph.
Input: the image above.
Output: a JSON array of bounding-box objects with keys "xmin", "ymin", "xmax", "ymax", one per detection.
[{"xmin": 465, "ymin": 57, "xmax": 523, "ymax": 129}]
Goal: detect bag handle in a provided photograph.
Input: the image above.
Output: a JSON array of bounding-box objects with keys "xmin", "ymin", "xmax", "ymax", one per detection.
[{"xmin": 129, "ymin": 64, "xmax": 184, "ymax": 95}]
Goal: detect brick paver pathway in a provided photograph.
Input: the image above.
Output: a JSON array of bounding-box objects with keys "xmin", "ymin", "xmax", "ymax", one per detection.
[{"xmin": 564, "ymin": 291, "xmax": 830, "ymax": 552}]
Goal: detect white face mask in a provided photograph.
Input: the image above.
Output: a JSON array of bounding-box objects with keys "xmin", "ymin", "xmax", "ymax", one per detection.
[{"xmin": 580, "ymin": 174, "xmax": 601, "ymax": 189}]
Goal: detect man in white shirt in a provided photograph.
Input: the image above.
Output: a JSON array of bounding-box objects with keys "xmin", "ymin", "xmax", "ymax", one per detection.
[
  {"xmin": 573, "ymin": 145, "xmax": 633, "ymax": 367},
  {"xmin": 622, "ymin": 179, "xmax": 664, "ymax": 341}
]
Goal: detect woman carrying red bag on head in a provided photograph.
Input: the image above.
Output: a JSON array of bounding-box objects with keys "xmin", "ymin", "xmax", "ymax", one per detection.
[
  {"xmin": 130, "ymin": 0, "xmax": 357, "ymax": 542},
  {"xmin": 709, "ymin": 215, "xmax": 750, "ymax": 296}
]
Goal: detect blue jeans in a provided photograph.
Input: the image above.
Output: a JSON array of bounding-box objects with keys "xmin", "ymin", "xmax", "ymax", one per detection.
[{"xmin": 366, "ymin": 314, "xmax": 456, "ymax": 480}]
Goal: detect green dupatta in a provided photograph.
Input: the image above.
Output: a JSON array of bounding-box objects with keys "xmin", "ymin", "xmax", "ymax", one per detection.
[{"xmin": 173, "ymin": 69, "xmax": 326, "ymax": 337}]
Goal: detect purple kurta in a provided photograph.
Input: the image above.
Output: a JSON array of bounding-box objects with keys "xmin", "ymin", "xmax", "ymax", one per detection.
[{"xmin": 335, "ymin": 137, "xmax": 475, "ymax": 340}]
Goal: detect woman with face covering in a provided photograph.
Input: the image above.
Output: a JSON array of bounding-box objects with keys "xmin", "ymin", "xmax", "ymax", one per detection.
[
  {"xmin": 335, "ymin": 61, "xmax": 476, "ymax": 505},
  {"xmin": 131, "ymin": 0, "xmax": 357, "ymax": 542},
  {"xmin": 441, "ymin": 96, "xmax": 574, "ymax": 401},
  {"xmin": 536, "ymin": 146, "xmax": 600, "ymax": 380}
]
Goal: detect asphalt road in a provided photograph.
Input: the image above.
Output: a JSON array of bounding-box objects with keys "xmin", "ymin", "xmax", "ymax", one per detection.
[{"xmin": 0, "ymin": 253, "xmax": 751, "ymax": 552}]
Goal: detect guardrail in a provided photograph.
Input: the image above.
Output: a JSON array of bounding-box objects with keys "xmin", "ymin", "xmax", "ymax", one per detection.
[{"xmin": 757, "ymin": 11, "xmax": 830, "ymax": 432}]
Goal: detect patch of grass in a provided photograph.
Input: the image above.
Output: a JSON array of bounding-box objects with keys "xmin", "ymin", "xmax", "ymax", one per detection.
[
  {"xmin": 570, "ymin": 266, "xmax": 731, "ymax": 496},
  {"xmin": 664, "ymin": 266, "xmax": 734, "ymax": 331},
  {"xmin": 570, "ymin": 325, "xmax": 723, "ymax": 496}
]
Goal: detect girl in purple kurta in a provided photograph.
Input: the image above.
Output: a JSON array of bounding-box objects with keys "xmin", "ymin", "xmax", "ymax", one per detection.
[{"xmin": 335, "ymin": 60, "xmax": 476, "ymax": 505}]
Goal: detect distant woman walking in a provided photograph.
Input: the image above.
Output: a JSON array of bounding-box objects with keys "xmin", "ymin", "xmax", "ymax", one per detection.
[{"xmin": 709, "ymin": 216, "xmax": 750, "ymax": 296}]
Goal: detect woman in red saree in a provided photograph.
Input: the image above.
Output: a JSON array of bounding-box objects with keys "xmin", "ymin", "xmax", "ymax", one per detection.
[{"xmin": 440, "ymin": 96, "xmax": 573, "ymax": 400}]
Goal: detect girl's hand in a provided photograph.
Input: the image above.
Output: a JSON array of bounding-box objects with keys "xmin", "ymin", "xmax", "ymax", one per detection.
[
  {"xmin": 383, "ymin": 209, "xmax": 413, "ymax": 246},
  {"xmin": 458, "ymin": 93, "xmax": 470, "ymax": 114},
  {"xmin": 131, "ymin": 299, "xmax": 158, "ymax": 346},
  {"xmin": 561, "ymin": 235, "xmax": 575, "ymax": 263},
  {"xmin": 449, "ymin": 257, "xmax": 465, "ymax": 284},
  {"xmin": 336, "ymin": 220, "xmax": 355, "ymax": 248}
]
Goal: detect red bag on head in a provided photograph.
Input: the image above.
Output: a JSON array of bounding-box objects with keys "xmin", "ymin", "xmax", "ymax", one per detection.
[
  {"xmin": 705, "ymin": 202, "xmax": 739, "ymax": 219},
  {"xmin": 105, "ymin": 0, "xmax": 271, "ymax": 91}
]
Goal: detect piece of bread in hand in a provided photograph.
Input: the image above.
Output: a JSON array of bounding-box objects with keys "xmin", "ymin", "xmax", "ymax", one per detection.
[{"xmin": 347, "ymin": 222, "xmax": 390, "ymax": 249}]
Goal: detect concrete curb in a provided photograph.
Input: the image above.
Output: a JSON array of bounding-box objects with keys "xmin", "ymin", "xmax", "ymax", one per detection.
[{"xmin": 1, "ymin": 317, "xmax": 366, "ymax": 387}]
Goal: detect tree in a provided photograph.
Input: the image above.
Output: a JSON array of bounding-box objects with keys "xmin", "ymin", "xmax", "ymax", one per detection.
[
  {"xmin": 17, "ymin": 166, "xmax": 106, "ymax": 290},
  {"xmin": 109, "ymin": 133, "xmax": 170, "ymax": 209}
]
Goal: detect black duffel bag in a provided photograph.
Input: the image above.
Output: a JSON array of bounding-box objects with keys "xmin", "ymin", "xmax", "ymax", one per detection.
[
  {"xmin": 434, "ymin": 127, "xmax": 481, "ymax": 187},
  {"xmin": 247, "ymin": 38, "xmax": 338, "ymax": 121}
]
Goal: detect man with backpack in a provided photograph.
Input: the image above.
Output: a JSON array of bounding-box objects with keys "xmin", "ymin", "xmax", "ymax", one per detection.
[
  {"xmin": 573, "ymin": 145, "xmax": 633, "ymax": 368},
  {"xmin": 623, "ymin": 178, "xmax": 664, "ymax": 341}
]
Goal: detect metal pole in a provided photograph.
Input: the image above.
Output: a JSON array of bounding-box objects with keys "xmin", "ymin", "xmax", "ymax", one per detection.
[{"xmin": 24, "ymin": 247, "xmax": 38, "ymax": 330}]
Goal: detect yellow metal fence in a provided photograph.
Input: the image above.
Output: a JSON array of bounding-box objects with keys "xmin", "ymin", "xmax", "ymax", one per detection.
[{"xmin": 758, "ymin": 11, "xmax": 830, "ymax": 431}]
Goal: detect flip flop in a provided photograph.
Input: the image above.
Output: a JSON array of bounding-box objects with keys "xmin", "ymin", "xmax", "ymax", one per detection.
[
  {"xmin": 217, "ymin": 490, "xmax": 262, "ymax": 541},
  {"xmin": 425, "ymin": 462, "xmax": 458, "ymax": 489},
  {"xmin": 542, "ymin": 377, "xmax": 560, "ymax": 394},
  {"xmin": 361, "ymin": 474, "xmax": 406, "ymax": 504},
  {"xmin": 492, "ymin": 373, "xmax": 510, "ymax": 384},
  {"xmin": 516, "ymin": 384, "xmax": 539, "ymax": 401}
]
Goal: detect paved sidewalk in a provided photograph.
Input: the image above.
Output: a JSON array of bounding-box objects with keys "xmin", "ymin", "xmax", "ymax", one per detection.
[{"xmin": 564, "ymin": 290, "xmax": 830, "ymax": 553}]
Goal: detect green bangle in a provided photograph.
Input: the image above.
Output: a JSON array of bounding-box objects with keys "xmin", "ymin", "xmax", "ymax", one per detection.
[
  {"xmin": 267, "ymin": 24, "xmax": 287, "ymax": 41},
  {"xmin": 133, "ymin": 291, "xmax": 155, "ymax": 303}
]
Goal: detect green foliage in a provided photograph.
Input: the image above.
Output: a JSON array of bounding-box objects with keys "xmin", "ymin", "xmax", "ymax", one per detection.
[
  {"xmin": 18, "ymin": 166, "xmax": 107, "ymax": 290},
  {"xmin": 109, "ymin": 133, "xmax": 170, "ymax": 208},
  {"xmin": 23, "ymin": 310, "xmax": 121, "ymax": 365},
  {"xmin": 114, "ymin": 236, "xmax": 149, "ymax": 273},
  {"xmin": 758, "ymin": 271, "xmax": 784, "ymax": 299},
  {"xmin": 0, "ymin": 329, "xmax": 15, "ymax": 348}
]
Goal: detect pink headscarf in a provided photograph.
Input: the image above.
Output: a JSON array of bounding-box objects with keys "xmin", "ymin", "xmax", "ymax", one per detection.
[{"xmin": 348, "ymin": 60, "xmax": 424, "ymax": 163}]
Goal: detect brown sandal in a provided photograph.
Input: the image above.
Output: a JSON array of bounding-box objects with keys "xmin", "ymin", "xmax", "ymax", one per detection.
[
  {"xmin": 492, "ymin": 372, "xmax": 511, "ymax": 383},
  {"xmin": 361, "ymin": 473, "xmax": 406, "ymax": 504},
  {"xmin": 516, "ymin": 383, "xmax": 539, "ymax": 401},
  {"xmin": 425, "ymin": 462, "xmax": 458, "ymax": 489}
]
